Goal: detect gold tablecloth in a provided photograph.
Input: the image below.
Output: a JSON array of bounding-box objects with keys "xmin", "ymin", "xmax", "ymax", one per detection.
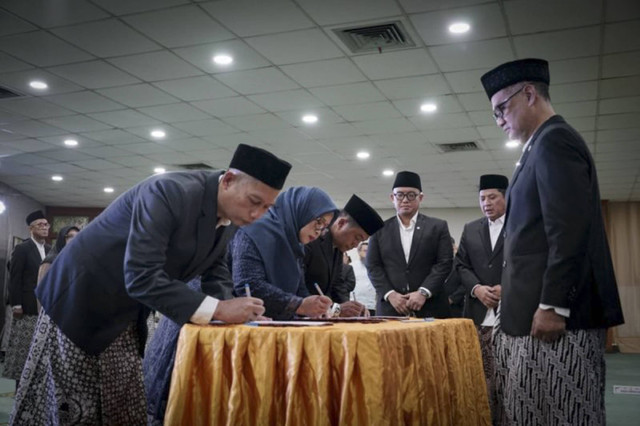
[{"xmin": 165, "ymin": 319, "xmax": 490, "ymax": 426}]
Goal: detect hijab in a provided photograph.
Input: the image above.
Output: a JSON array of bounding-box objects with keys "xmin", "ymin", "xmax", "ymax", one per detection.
[
  {"xmin": 242, "ymin": 186, "xmax": 337, "ymax": 294},
  {"xmin": 43, "ymin": 225, "xmax": 79, "ymax": 264}
]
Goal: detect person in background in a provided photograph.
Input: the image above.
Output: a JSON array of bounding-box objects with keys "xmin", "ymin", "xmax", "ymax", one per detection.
[
  {"xmin": 4, "ymin": 211, "xmax": 51, "ymax": 388},
  {"xmin": 455, "ymin": 174, "xmax": 508, "ymax": 421},
  {"xmin": 11, "ymin": 144, "xmax": 291, "ymax": 425},
  {"xmin": 229, "ymin": 187, "xmax": 337, "ymax": 320},
  {"xmin": 351, "ymin": 241, "xmax": 376, "ymax": 315},
  {"xmin": 367, "ymin": 171, "xmax": 452, "ymax": 318},
  {"xmin": 481, "ymin": 58, "xmax": 624, "ymax": 424},
  {"xmin": 303, "ymin": 195, "xmax": 384, "ymax": 317},
  {"xmin": 444, "ymin": 237, "xmax": 464, "ymax": 318},
  {"xmin": 340, "ymin": 253, "xmax": 356, "ymax": 302},
  {"xmin": 37, "ymin": 225, "xmax": 80, "ymax": 283}
]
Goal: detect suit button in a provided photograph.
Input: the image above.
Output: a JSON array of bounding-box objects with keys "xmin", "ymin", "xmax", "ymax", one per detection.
[
  {"xmin": 503, "ymin": 260, "xmax": 507, "ymax": 267},
  {"xmin": 488, "ymin": 264, "xmax": 492, "ymax": 268}
]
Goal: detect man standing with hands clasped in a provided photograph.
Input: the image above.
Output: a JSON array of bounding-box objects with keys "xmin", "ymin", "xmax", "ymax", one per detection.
[
  {"xmin": 481, "ymin": 58, "xmax": 624, "ymax": 425},
  {"xmin": 455, "ymin": 174, "xmax": 508, "ymax": 421},
  {"xmin": 366, "ymin": 171, "xmax": 452, "ymax": 318}
]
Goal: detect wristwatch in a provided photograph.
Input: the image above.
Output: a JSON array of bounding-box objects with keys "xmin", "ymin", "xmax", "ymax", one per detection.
[{"xmin": 418, "ymin": 287, "xmax": 430, "ymax": 298}]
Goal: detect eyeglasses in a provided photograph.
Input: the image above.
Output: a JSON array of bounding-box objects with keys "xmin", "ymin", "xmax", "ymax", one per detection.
[
  {"xmin": 32, "ymin": 222, "xmax": 50, "ymax": 228},
  {"xmin": 492, "ymin": 85, "xmax": 525, "ymax": 121},
  {"xmin": 393, "ymin": 192, "xmax": 420, "ymax": 201},
  {"xmin": 313, "ymin": 216, "xmax": 330, "ymax": 232}
]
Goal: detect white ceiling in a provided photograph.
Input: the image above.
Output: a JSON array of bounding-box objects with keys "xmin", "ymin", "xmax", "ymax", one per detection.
[{"xmin": 0, "ymin": 0, "xmax": 639, "ymax": 209}]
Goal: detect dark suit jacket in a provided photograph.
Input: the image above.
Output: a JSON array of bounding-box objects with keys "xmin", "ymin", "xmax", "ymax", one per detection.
[
  {"xmin": 303, "ymin": 232, "xmax": 350, "ymax": 303},
  {"xmin": 36, "ymin": 171, "xmax": 238, "ymax": 355},
  {"xmin": 501, "ymin": 115, "xmax": 624, "ymax": 336},
  {"xmin": 9, "ymin": 238, "xmax": 50, "ymax": 315},
  {"xmin": 444, "ymin": 263, "xmax": 464, "ymax": 318},
  {"xmin": 455, "ymin": 217, "xmax": 504, "ymax": 325},
  {"xmin": 366, "ymin": 213, "xmax": 452, "ymax": 318}
]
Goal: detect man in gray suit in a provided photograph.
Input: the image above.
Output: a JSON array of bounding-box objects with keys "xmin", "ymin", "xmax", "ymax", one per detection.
[
  {"xmin": 11, "ymin": 144, "xmax": 292, "ymax": 425},
  {"xmin": 366, "ymin": 171, "xmax": 452, "ymax": 318},
  {"xmin": 481, "ymin": 59, "xmax": 624, "ymax": 424},
  {"xmin": 455, "ymin": 174, "xmax": 508, "ymax": 421}
]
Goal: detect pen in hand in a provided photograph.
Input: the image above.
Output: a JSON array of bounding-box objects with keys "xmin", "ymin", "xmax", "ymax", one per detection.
[{"xmin": 244, "ymin": 283, "xmax": 251, "ymax": 298}]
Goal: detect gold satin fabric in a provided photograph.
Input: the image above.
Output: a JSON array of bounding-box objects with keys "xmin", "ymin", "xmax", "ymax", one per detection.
[{"xmin": 165, "ymin": 319, "xmax": 490, "ymax": 425}]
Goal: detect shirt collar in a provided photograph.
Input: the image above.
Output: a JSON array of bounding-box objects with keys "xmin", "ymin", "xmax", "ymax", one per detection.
[
  {"xmin": 31, "ymin": 237, "xmax": 44, "ymax": 247},
  {"xmin": 489, "ymin": 214, "xmax": 505, "ymax": 226},
  {"xmin": 397, "ymin": 211, "xmax": 419, "ymax": 230}
]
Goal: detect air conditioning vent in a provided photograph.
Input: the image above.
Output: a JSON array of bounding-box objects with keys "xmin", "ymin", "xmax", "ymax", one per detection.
[
  {"xmin": 0, "ymin": 85, "xmax": 24, "ymax": 100},
  {"xmin": 333, "ymin": 21, "xmax": 415, "ymax": 54},
  {"xmin": 175, "ymin": 162, "xmax": 215, "ymax": 170},
  {"xmin": 436, "ymin": 142, "xmax": 481, "ymax": 153}
]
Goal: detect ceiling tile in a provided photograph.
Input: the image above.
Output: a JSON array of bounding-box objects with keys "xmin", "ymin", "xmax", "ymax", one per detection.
[
  {"xmin": 505, "ymin": 0, "xmax": 601, "ymax": 34},
  {"xmin": 88, "ymin": 110, "xmax": 160, "ymax": 128},
  {"xmin": 43, "ymin": 115, "xmax": 113, "ymax": 132},
  {"xmin": 215, "ymin": 68, "xmax": 299, "ymax": 95},
  {"xmin": 97, "ymin": 84, "xmax": 178, "ymax": 108},
  {"xmin": 137, "ymin": 103, "xmax": 211, "ymax": 123},
  {"xmin": 602, "ymin": 51, "xmax": 640, "ymax": 79},
  {"xmin": 309, "ymin": 82, "xmax": 386, "ymax": 106},
  {"xmin": 47, "ymin": 60, "xmax": 141, "ymax": 89},
  {"xmin": 374, "ymin": 74, "xmax": 451, "ymax": 100},
  {"xmin": 514, "ymin": 26, "xmax": 601, "ymax": 61},
  {"xmin": 352, "ymin": 49, "xmax": 438, "ymax": 80},
  {"xmin": 411, "ymin": 3, "xmax": 507, "ymax": 45},
  {"xmin": 430, "ymin": 38, "xmax": 514, "ymax": 72},
  {"xmin": 409, "ymin": 112, "xmax": 473, "ymax": 130},
  {"xmin": 297, "ymin": 0, "xmax": 401, "ymax": 25},
  {"xmin": 124, "ymin": 125, "xmax": 191, "ymax": 141},
  {"xmin": 79, "ymin": 129, "xmax": 146, "ymax": 145},
  {"xmin": 554, "ymin": 101, "xmax": 598, "ymax": 118},
  {"xmin": 152, "ymin": 76, "xmax": 236, "ymax": 101},
  {"xmin": 444, "ymin": 68, "xmax": 488, "ymax": 93},
  {"xmin": 117, "ymin": 142, "xmax": 176, "ymax": 155},
  {"xmin": 333, "ymin": 101, "xmax": 402, "ymax": 122},
  {"xmin": 276, "ymin": 108, "xmax": 344, "ymax": 127},
  {"xmin": 0, "ymin": 31, "xmax": 93, "ymax": 67},
  {"xmin": 0, "ymin": 10, "xmax": 36, "ymax": 37},
  {"xmin": 72, "ymin": 158, "xmax": 122, "ymax": 170},
  {"xmin": 123, "ymin": 5, "xmax": 234, "ymax": 48},
  {"xmin": 597, "ymin": 113, "xmax": 640, "ymax": 130},
  {"xmin": 108, "ymin": 51, "xmax": 203, "ymax": 82},
  {"xmin": 2, "ymin": 0, "xmax": 109, "ymax": 28},
  {"xmin": 399, "ymin": 0, "xmax": 490, "ymax": 14},
  {"xmin": 549, "ymin": 57, "xmax": 599, "ymax": 84},
  {"xmin": 109, "ymin": 155, "xmax": 158, "ymax": 167},
  {"xmin": 458, "ymin": 92, "xmax": 489, "ymax": 111},
  {"xmin": 78, "ymin": 145, "xmax": 141, "ymax": 158},
  {"xmin": 4, "ymin": 120, "xmax": 67, "ymax": 138},
  {"xmin": 352, "ymin": 118, "xmax": 417, "ymax": 135},
  {"xmin": 39, "ymin": 149, "xmax": 97, "ymax": 162},
  {"xmin": 605, "ymin": 0, "xmax": 640, "ymax": 22},
  {"xmin": 393, "ymin": 95, "xmax": 464, "ymax": 116},
  {"xmin": 0, "ymin": 98, "xmax": 75, "ymax": 119},
  {"xmin": 191, "ymin": 97, "xmax": 265, "ymax": 118},
  {"xmin": 44, "ymin": 91, "xmax": 125, "ymax": 113},
  {"xmin": 599, "ymin": 96, "xmax": 640, "ymax": 114},
  {"xmin": 222, "ymin": 113, "xmax": 290, "ymax": 131},
  {"xmin": 281, "ymin": 58, "xmax": 367, "ymax": 88},
  {"xmin": 0, "ymin": 69, "xmax": 84, "ymax": 96},
  {"xmin": 201, "ymin": 0, "xmax": 314, "ymax": 37},
  {"xmin": 604, "ymin": 21, "xmax": 640, "ymax": 54},
  {"xmin": 552, "ymin": 81, "xmax": 598, "ymax": 103},
  {"xmin": 248, "ymin": 89, "xmax": 324, "ymax": 112},
  {"xmin": 0, "ymin": 52, "xmax": 33, "ymax": 73},
  {"xmin": 174, "ymin": 40, "xmax": 270, "ymax": 73},
  {"xmin": 1, "ymin": 138, "xmax": 56, "ymax": 152},
  {"xmin": 599, "ymin": 76, "xmax": 640, "ymax": 98},
  {"xmin": 246, "ymin": 29, "xmax": 344, "ymax": 65},
  {"xmin": 299, "ymin": 122, "xmax": 364, "ymax": 139},
  {"xmin": 90, "ymin": 0, "xmax": 189, "ymax": 15},
  {"xmin": 173, "ymin": 118, "xmax": 240, "ymax": 137},
  {"xmin": 423, "ymin": 126, "xmax": 480, "ymax": 144}
]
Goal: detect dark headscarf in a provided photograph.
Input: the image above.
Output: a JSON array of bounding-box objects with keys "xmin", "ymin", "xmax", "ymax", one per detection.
[
  {"xmin": 43, "ymin": 225, "xmax": 79, "ymax": 265},
  {"xmin": 242, "ymin": 187, "xmax": 337, "ymax": 294}
]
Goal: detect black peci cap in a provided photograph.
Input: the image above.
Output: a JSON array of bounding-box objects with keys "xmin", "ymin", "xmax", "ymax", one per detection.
[
  {"xmin": 229, "ymin": 144, "xmax": 292, "ymax": 190},
  {"xmin": 481, "ymin": 58, "xmax": 550, "ymax": 100},
  {"xmin": 479, "ymin": 174, "xmax": 509, "ymax": 191},
  {"xmin": 343, "ymin": 195, "xmax": 384, "ymax": 236},
  {"xmin": 393, "ymin": 171, "xmax": 422, "ymax": 191},
  {"xmin": 26, "ymin": 210, "xmax": 45, "ymax": 226}
]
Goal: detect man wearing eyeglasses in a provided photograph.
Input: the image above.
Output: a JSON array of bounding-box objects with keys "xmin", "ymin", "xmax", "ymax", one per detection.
[
  {"xmin": 4, "ymin": 210, "xmax": 51, "ymax": 385},
  {"xmin": 481, "ymin": 59, "xmax": 624, "ymax": 425},
  {"xmin": 304, "ymin": 195, "xmax": 384, "ymax": 317},
  {"xmin": 366, "ymin": 171, "xmax": 453, "ymax": 318}
]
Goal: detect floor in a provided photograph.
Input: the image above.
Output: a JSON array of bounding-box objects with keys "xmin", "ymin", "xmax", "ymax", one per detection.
[{"xmin": 0, "ymin": 353, "xmax": 637, "ymax": 425}]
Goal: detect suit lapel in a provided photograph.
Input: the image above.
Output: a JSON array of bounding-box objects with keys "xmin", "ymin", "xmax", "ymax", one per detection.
[
  {"xmin": 490, "ymin": 229, "xmax": 504, "ymax": 262},
  {"xmin": 389, "ymin": 217, "xmax": 406, "ymax": 266},
  {"xmin": 184, "ymin": 172, "xmax": 221, "ymax": 278},
  {"xmin": 408, "ymin": 215, "xmax": 424, "ymax": 265},
  {"xmin": 479, "ymin": 218, "xmax": 492, "ymax": 258}
]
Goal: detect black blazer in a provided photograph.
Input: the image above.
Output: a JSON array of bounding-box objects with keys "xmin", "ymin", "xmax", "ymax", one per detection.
[
  {"xmin": 455, "ymin": 217, "xmax": 504, "ymax": 325},
  {"xmin": 303, "ymin": 232, "xmax": 349, "ymax": 303},
  {"xmin": 366, "ymin": 213, "xmax": 452, "ymax": 318},
  {"xmin": 9, "ymin": 238, "xmax": 50, "ymax": 315},
  {"xmin": 37, "ymin": 171, "xmax": 238, "ymax": 355},
  {"xmin": 501, "ymin": 115, "xmax": 624, "ymax": 336}
]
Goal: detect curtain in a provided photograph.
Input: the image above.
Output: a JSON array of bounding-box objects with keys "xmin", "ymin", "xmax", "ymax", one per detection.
[{"xmin": 604, "ymin": 201, "xmax": 640, "ymax": 353}]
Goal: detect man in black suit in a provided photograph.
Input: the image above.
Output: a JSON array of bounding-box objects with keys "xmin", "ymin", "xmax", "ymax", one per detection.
[
  {"xmin": 481, "ymin": 59, "xmax": 624, "ymax": 425},
  {"xmin": 4, "ymin": 210, "xmax": 51, "ymax": 385},
  {"xmin": 455, "ymin": 174, "xmax": 508, "ymax": 421},
  {"xmin": 366, "ymin": 171, "xmax": 452, "ymax": 318},
  {"xmin": 11, "ymin": 144, "xmax": 292, "ymax": 425},
  {"xmin": 304, "ymin": 195, "xmax": 384, "ymax": 317}
]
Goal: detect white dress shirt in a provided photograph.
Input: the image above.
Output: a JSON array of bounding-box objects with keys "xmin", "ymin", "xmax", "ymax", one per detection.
[
  {"xmin": 477, "ymin": 215, "xmax": 505, "ymax": 326},
  {"xmin": 32, "ymin": 237, "xmax": 46, "ymax": 261}
]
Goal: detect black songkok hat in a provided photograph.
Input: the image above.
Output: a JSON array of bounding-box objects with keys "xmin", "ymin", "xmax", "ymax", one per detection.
[
  {"xmin": 343, "ymin": 195, "xmax": 384, "ymax": 236},
  {"xmin": 479, "ymin": 174, "xmax": 509, "ymax": 191},
  {"xmin": 481, "ymin": 58, "xmax": 550, "ymax": 100},
  {"xmin": 26, "ymin": 210, "xmax": 45, "ymax": 226},
  {"xmin": 229, "ymin": 144, "xmax": 292, "ymax": 190},
  {"xmin": 393, "ymin": 171, "xmax": 422, "ymax": 191}
]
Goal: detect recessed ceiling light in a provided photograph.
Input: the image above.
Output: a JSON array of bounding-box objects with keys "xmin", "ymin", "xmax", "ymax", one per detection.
[
  {"xmin": 51, "ymin": 175, "xmax": 63, "ymax": 182},
  {"xmin": 449, "ymin": 22, "xmax": 470, "ymax": 34},
  {"xmin": 382, "ymin": 169, "xmax": 394, "ymax": 177},
  {"xmin": 212, "ymin": 54, "xmax": 233, "ymax": 65},
  {"xmin": 420, "ymin": 103, "xmax": 437, "ymax": 113},
  {"xmin": 29, "ymin": 80, "xmax": 48, "ymax": 90},
  {"xmin": 356, "ymin": 151, "xmax": 370, "ymax": 159},
  {"xmin": 104, "ymin": 187, "xmax": 114, "ymax": 193},
  {"xmin": 64, "ymin": 139, "xmax": 78, "ymax": 147},
  {"xmin": 505, "ymin": 140, "xmax": 520, "ymax": 149},
  {"xmin": 150, "ymin": 129, "xmax": 166, "ymax": 139},
  {"xmin": 302, "ymin": 114, "xmax": 318, "ymax": 124},
  {"xmin": 154, "ymin": 167, "xmax": 166, "ymax": 174}
]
